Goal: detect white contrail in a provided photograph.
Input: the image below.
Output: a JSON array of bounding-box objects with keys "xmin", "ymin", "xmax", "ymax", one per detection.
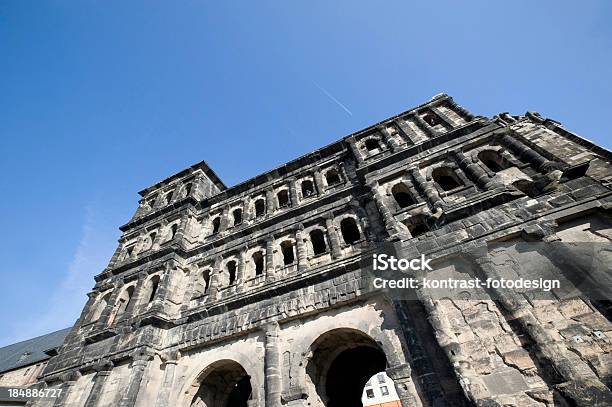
[{"xmin": 312, "ymin": 81, "xmax": 353, "ymax": 116}]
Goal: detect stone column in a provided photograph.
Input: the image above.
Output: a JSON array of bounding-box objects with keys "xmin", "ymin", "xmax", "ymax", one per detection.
[
  {"xmin": 368, "ymin": 182, "xmax": 405, "ymax": 240},
  {"xmin": 264, "ymin": 322, "xmax": 282, "ymax": 407},
  {"xmin": 266, "ymin": 237, "xmax": 275, "ymax": 282},
  {"xmin": 266, "ymin": 189, "xmax": 277, "ymax": 213},
  {"xmin": 313, "ymin": 170, "xmax": 325, "ymax": 195},
  {"xmin": 288, "ymin": 178, "xmax": 299, "ymax": 206},
  {"xmin": 154, "ymin": 351, "xmax": 181, "ymax": 407},
  {"xmin": 325, "ymin": 217, "xmax": 342, "ymax": 259},
  {"xmin": 386, "ymin": 364, "xmax": 418, "ymax": 407},
  {"xmin": 381, "ymin": 126, "xmax": 402, "ymax": 152},
  {"xmin": 452, "ymin": 150, "xmax": 502, "ymax": 190},
  {"xmin": 150, "ymin": 262, "xmax": 175, "ymax": 314},
  {"xmin": 409, "ymin": 167, "xmax": 443, "ymax": 216},
  {"xmin": 124, "ymin": 273, "xmax": 146, "ymax": 316},
  {"xmin": 242, "ymin": 195, "xmax": 252, "ymax": 222},
  {"xmin": 347, "ymin": 136, "xmax": 364, "ymax": 163},
  {"xmin": 207, "ymin": 257, "xmax": 222, "ymax": 302},
  {"xmin": 83, "ymin": 362, "xmax": 113, "ymax": 407},
  {"xmin": 118, "ymin": 350, "xmax": 154, "ymax": 407},
  {"xmin": 219, "ymin": 205, "xmax": 230, "ymax": 232},
  {"xmin": 296, "ymin": 227, "xmax": 308, "ymax": 273},
  {"xmin": 236, "ymin": 247, "xmax": 247, "ymax": 292},
  {"xmin": 430, "ymin": 106, "xmax": 456, "ymax": 129},
  {"xmin": 500, "ymin": 133, "xmax": 564, "ymax": 173}
]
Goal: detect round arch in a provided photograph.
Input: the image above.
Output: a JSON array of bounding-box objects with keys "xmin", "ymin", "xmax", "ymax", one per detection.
[
  {"xmin": 183, "ymin": 359, "xmax": 256, "ymax": 407},
  {"xmin": 304, "ymin": 327, "xmax": 402, "ymax": 407}
]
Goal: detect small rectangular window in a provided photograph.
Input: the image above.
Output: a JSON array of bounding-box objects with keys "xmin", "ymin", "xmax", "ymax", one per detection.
[
  {"xmin": 377, "ymin": 373, "xmax": 385, "ymax": 384},
  {"xmin": 366, "ymin": 389, "xmax": 374, "ymax": 399},
  {"xmin": 380, "ymin": 385, "xmax": 389, "ymax": 396}
]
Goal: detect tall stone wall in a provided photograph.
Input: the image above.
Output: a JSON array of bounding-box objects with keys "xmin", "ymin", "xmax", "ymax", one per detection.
[{"xmin": 28, "ymin": 95, "xmax": 612, "ymax": 407}]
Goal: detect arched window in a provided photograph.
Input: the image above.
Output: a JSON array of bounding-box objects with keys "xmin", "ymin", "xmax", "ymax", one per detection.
[
  {"xmin": 170, "ymin": 224, "xmax": 178, "ymax": 239},
  {"xmin": 309, "ymin": 229, "xmax": 327, "ymax": 255},
  {"xmin": 113, "ymin": 286, "xmax": 134, "ymax": 322},
  {"xmin": 147, "ymin": 232, "xmax": 157, "ymax": 250},
  {"xmin": 340, "ymin": 218, "xmax": 360, "ymax": 245},
  {"xmin": 143, "ymin": 276, "xmax": 160, "ymax": 304},
  {"xmin": 280, "ymin": 241, "xmax": 295, "ymax": 265},
  {"xmin": 90, "ymin": 293, "xmax": 111, "ymax": 322},
  {"xmin": 232, "ymin": 208, "xmax": 243, "ymax": 226},
  {"xmin": 123, "ymin": 244, "xmax": 136, "ymax": 260},
  {"xmin": 184, "ymin": 183, "xmax": 192, "ymax": 196},
  {"xmin": 422, "ymin": 113, "xmax": 442, "ymax": 127},
  {"xmin": 325, "ymin": 169, "xmax": 341, "ymax": 186},
  {"xmin": 226, "ymin": 261, "xmax": 237, "ymax": 285},
  {"xmin": 165, "ymin": 190, "xmax": 174, "ymax": 204},
  {"xmin": 252, "ymin": 251, "xmax": 264, "ymax": 276},
  {"xmin": 211, "ymin": 217, "xmax": 221, "ymax": 234},
  {"xmin": 478, "ymin": 150, "xmax": 506, "ymax": 173},
  {"xmin": 254, "ymin": 199, "xmax": 265, "ymax": 217},
  {"xmin": 202, "ymin": 269, "xmax": 211, "ymax": 293},
  {"xmin": 364, "ymin": 139, "xmax": 381, "ymax": 152},
  {"xmin": 301, "ymin": 180, "xmax": 315, "ymax": 198},
  {"xmin": 277, "ymin": 190, "xmax": 290, "ymax": 208},
  {"xmin": 391, "ymin": 183, "xmax": 415, "ymax": 208},
  {"xmin": 432, "ymin": 167, "xmax": 463, "ymax": 191}
]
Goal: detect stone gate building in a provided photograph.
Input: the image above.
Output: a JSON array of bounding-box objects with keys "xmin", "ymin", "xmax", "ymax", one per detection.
[{"xmin": 30, "ymin": 95, "xmax": 612, "ymax": 407}]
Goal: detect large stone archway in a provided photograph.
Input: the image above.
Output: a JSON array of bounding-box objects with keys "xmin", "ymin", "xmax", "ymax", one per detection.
[
  {"xmin": 188, "ymin": 359, "xmax": 253, "ymax": 407},
  {"xmin": 305, "ymin": 328, "xmax": 392, "ymax": 407}
]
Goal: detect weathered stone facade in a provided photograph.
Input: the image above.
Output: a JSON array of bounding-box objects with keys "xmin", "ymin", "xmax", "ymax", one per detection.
[{"xmin": 30, "ymin": 95, "xmax": 612, "ymax": 406}]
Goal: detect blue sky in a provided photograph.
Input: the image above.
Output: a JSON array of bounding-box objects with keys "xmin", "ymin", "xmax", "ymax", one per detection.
[{"xmin": 0, "ymin": 1, "xmax": 611, "ymax": 346}]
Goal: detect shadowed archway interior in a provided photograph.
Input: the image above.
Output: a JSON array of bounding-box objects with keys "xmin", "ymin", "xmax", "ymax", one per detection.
[
  {"xmin": 307, "ymin": 329, "xmax": 389, "ymax": 407},
  {"xmin": 190, "ymin": 360, "xmax": 252, "ymax": 407}
]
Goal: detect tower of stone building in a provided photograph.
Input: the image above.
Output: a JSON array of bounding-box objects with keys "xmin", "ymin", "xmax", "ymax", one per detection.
[{"xmin": 32, "ymin": 95, "xmax": 612, "ymax": 407}]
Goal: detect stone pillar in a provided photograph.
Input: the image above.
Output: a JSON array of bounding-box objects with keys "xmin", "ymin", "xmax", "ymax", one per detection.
[
  {"xmin": 381, "ymin": 126, "xmax": 402, "ymax": 152},
  {"xmin": 207, "ymin": 257, "xmax": 222, "ymax": 302},
  {"xmin": 347, "ymin": 136, "xmax": 364, "ymax": 163},
  {"xmin": 500, "ymin": 133, "xmax": 564, "ymax": 173},
  {"xmin": 368, "ymin": 182, "xmax": 405, "ymax": 239},
  {"xmin": 266, "ymin": 237, "xmax": 275, "ymax": 282},
  {"xmin": 118, "ymin": 350, "xmax": 154, "ymax": 407},
  {"xmin": 386, "ymin": 364, "xmax": 418, "ymax": 407},
  {"xmin": 264, "ymin": 322, "xmax": 282, "ymax": 407},
  {"xmin": 296, "ymin": 227, "xmax": 308, "ymax": 273},
  {"xmin": 452, "ymin": 150, "xmax": 502, "ymax": 190},
  {"xmin": 236, "ymin": 247, "xmax": 247, "ymax": 292},
  {"xmin": 409, "ymin": 167, "xmax": 443, "ymax": 216},
  {"xmin": 175, "ymin": 212, "xmax": 191, "ymax": 242},
  {"xmin": 154, "ymin": 351, "xmax": 181, "ymax": 407},
  {"xmin": 417, "ymin": 295, "xmax": 492, "ymax": 404},
  {"xmin": 313, "ymin": 170, "xmax": 325, "ymax": 195},
  {"xmin": 430, "ymin": 106, "xmax": 456, "ymax": 129},
  {"xmin": 325, "ymin": 217, "xmax": 342, "ymax": 259},
  {"xmin": 83, "ymin": 362, "xmax": 113, "ymax": 407},
  {"xmin": 242, "ymin": 196, "xmax": 252, "ymax": 222},
  {"xmin": 266, "ymin": 189, "xmax": 277, "ymax": 213},
  {"xmin": 150, "ymin": 262, "xmax": 175, "ymax": 313},
  {"xmin": 219, "ymin": 205, "xmax": 230, "ymax": 232},
  {"xmin": 124, "ymin": 273, "xmax": 146, "ymax": 316},
  {"xmin": 288, "ymin": 178, "xmax": 299, "ymax": 206}
]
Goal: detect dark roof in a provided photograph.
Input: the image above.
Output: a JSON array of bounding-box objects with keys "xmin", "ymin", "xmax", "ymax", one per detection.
[{"xmin": 0, "ymin": 328, "xmax": 71, "ymax": 374}]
